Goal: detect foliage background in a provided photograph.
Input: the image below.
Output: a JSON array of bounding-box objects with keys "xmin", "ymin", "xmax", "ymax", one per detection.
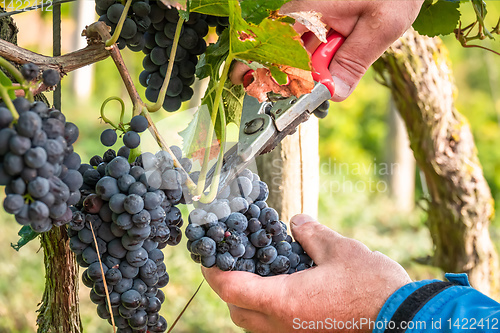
[{"xmin": 0, "ymin": 2, "xmax": 499, "ymax": 332}]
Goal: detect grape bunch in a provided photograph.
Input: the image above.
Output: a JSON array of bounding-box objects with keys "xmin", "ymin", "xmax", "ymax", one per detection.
[
  {"xmin": 96, "ymin": 0, "xmax": 151, "ymax": 51},
  {"xmin": 94, "ymin": 1, "xmax": 218, "ymax": 112},
  {"xmin": 185, "ymin": 169, "xmax": 313, "ymax": 275},
  {"xmin": 138, "ymin": 7, "xmax": 212, "ymax": 111},
  {"xmin": 69, "ymin": 141, "xmax": 194, "ymax": 332},
  {"xmin": 0, "ymin": 97, "xmax": 82, "ymax": 232}
]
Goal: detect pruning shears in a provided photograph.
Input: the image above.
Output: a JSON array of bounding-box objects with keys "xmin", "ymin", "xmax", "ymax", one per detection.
[{"xmin": 207, "ymin": 30, "xmax": 345, "ymax": 192}]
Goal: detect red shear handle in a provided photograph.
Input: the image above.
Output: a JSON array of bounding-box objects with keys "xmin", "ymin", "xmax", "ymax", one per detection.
[{"xmin": 311, "ymin": 31, "xmax": 345, "ymax": 97}]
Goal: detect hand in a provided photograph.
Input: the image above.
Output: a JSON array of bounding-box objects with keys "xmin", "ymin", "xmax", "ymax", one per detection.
[
  {"xmin": 202, "ymin": 214, "xmax": 412, "ymax": 333},
  {"xmin": 231, "ymin": 0, "xmax": 424, "ymax": 102}
]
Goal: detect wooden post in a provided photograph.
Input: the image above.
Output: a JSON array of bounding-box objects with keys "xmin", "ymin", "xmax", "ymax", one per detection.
[{"xmin": 257, "ymin": 117, "xmax": 319, "ymax": 224}]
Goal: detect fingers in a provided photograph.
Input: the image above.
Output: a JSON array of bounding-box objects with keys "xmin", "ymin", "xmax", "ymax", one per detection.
[
  {"xmin": 229, "ymin": 62, "xmax": 251, "ymax": 85},
  {"xmin": 228, "ymin": 304, "xmax": 273, "ymax": 333},
  {"xmin": 289, "ymin": 214, "xmax": 345, "ymax": 265},
  {"xmin": 201, "ymin": 266, "xmax": 287, "ymax": 311}
]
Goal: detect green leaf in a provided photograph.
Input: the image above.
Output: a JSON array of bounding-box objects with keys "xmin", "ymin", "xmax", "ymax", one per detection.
[
  {"xmin": 239, "ymin": 0, "xmax": 291, "ymax": 25},
  {"xmin": 0, "ymin": 70, "xmax": 16, "ymax": 100},
  {"xmin": 223, "ymin": 81, "xmax": 245, "ymax": 126},
  {"xmin": 180, "ymin": 79, "xmax": 244, "ymax": 157},
  {"xmin": 412, "ymin": 0, "xmax": 461, "ymax": 37},
  {"xmin": 11, "ymin": 225, "xmax": 39, "ymax": 251},
  {"xmin": 269, "ymin": 66, "xmax": 288, "ymax": 85},
  {"xmin": 229, "ymin": 0, "xmax": 310, "ymax": 71},
  {"xmin": 189, "ymin": 0, "xmax": 229, "ymax": 16},
  {"xmin": 196, "ymin": 28, "xmax": 230, "ymax": 80}
]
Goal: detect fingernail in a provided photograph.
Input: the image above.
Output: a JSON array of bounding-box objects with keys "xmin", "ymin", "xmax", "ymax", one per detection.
[
  {"xmin": 290, "ymin": 214, "xmax": 316, "ymax": 227},
  {"xmin": 332, "ymin": 76, "xmax": 351, "ymax": 99}
]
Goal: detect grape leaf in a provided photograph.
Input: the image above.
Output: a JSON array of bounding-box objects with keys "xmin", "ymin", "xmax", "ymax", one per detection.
[
  {"xmin": 179, "ymin": 81, "xmax": 244, "ymax": 160},
  {"xmin": 189, "ymin": 0, "xmax": 229, "ymax": 16},
  {"xmin": 229, "ymin": 0, "xmax": 310, "ymax": 71},
  {"xmin": 270, "ymin": 65, "xmax": 288, "ymax": 85},
  {"xmin": 196, "ymin": 28, "xmax": 230, "ymax": 80},
  {"xmin": 11, "ymin": 225, "xmax": 39, "ymax": 251},
  {"xmin": 239, "ymin": 0, "xmax": 291, "ymax": 25},
  {"xmin": 412, "ymin": 0, "xmax": 461, "ymax": 37}
]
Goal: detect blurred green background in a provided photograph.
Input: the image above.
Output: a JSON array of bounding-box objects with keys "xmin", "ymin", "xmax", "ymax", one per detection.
[{"xmin": 0, "ymin": 2, "xmax": 499, "ymax": 332}]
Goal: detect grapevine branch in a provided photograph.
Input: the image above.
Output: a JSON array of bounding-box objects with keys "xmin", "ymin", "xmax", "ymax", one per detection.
[
  {"xmin": 86, "ymin": 22, "xmax": 197, "ymax": 191},
  {"xmin": 0, "ymin": 38, "xmax": 109, "ymax": 73}
]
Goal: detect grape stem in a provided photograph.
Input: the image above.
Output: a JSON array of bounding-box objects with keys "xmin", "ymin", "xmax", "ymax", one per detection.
[
  {"xmin": 105, "ymin": 0, "xmax": 133, "ymax": 48},
  {"xmin": 195, "ymin": 55, "xmax": 234, "ymax": 197},
  {"xmin": 90, "ymin": 21, "xmax": 197, "ymax": 192},
  {"xmin": 88, "ymin": 222, "xmax": 116, "ymax": 333},
  {"xmin": 100, "ymin": 96, "xmax": 126, "ymax": 130},
  {"xmin": 199, "ymin": 98, "xmax": 227, "ymax": 203},
  {"xmin": 140, "ymin": 106, "xmax": 197, "ymax": 192},
  {"xmin": 146, "ymin": 16, "xmax": 185, "ymax": 112},
  {"xmin": 0, "ymin": 83, "xmax": 17, "ymax": 119}
]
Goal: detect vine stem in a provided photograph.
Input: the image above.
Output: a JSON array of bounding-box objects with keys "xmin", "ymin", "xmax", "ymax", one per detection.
[
  {"xmin": 200, "ymin": 98, "xmax": 226, "ymax": 203},
  {"xmin": 105, "ymin": 0, "xmax": 133, "ymax": 47},
  {"xmin": 100, "ymin": 96, "xmax": 125, "ymax": 130},
  {"xmin": 88, "ymin": 222, "xmax": 116, "ymax": 333},
  {"xmin": 195, "ymin": 55, "xmax": 234, "ymax": 197},
  {"xmin": 140, "ymin": 106, "xmax": 197, "ymax": 191},
  {"xmin": 89, "ymin": 21, "xmax": 196, "ymax": 191},
  {"xmin": 147, "ymin": 16, "xmax": 185, "ymax": 112},
  {"xmin": 0, "ymin": 84, "xmax": 17, "ymax": 118}
]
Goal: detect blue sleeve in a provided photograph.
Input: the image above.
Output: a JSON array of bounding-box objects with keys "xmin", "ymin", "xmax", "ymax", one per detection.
[{"xmin": 373, "ymin": 273, "xmax": 500, "ymax": 332}]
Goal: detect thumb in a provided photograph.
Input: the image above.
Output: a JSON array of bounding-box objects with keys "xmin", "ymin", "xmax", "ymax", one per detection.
[
  {"xmin": 328, "ymin": 15, "xmax": 414, "ymax": 101},
  {"xmin": 290, "ymin": 214, "xmax": 344, "ymax": 265}
]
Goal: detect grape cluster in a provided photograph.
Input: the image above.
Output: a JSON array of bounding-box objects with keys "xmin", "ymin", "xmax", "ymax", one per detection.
[
  {"xmin": 96, "ymin": 0, "xmax": 150, "ymax": 51},
  {"xmin": 138, "ymin": 7, "xmax": 211, "ymax": 111},
  {"xmin": 69, "ymin": 144, "xmax": 192, "ymax": 332},
  {"xmin": 95, "ymin": 1, "xmax": 218, "ymax": 112},
  {"xmin": 186, "ymin": 169, "xmax": 313, "ymax": 275},
  {"xmin": 0, "ymin": 97, "xmax": 82, "ymax": 232}
]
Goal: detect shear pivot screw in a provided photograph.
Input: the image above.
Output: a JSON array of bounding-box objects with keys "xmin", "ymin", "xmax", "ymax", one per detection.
[{"xmin": 244, "ymin": 118, "xmax": 265, "ymax": 134}]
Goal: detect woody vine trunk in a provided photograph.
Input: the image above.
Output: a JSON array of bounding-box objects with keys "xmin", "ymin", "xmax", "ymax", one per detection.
[
  {"xmin": 0, "ymin": 9, "xmax": 82, "ymax": 332},
  {"xmin": 373, "ymin": 29, "xmax": 499, "ymax": 297}
]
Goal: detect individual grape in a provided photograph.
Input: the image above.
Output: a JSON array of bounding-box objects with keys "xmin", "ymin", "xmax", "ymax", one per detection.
[
  {"xmin": 129, "ymin": 115, "xmax": 148, "ymax": 133},
  {"xmin": 123, "ymin": 194, "xmax": 144, "ymax": 215},
  {"xmin": 64, "ymin": 122, "xmax": 79, "ymax": 145},
  {"xmin": 17, "ymin": 111, "xmax": 42, "ymax": 138},
  {"xmin": 100, "ymin": 129, "xmax": 117, "ymax": 147},
  {"xmin": 126, "ymin": 247, "xmax": 148, "ymax": 267},
  {"xmin": 226, "ymin": 212, "xmax": 248, "ymax": 233},
  {"xmin": 13, "ymin": 97, "xmax": 31, "ymax": 114},
  {"xmin": 28, "ymin": 176, "xmax": 50, "ymax": 198},
  {"xmin": 107, "ymin": 3, "xmax": 124, "ymax": 24},
  {"xmin": 3, "ymin": 194, "xmax": 25, "ymax": 214},
  {"xmin": 121, "ymin": 289, "xmax": 142, "ymax": 309},
  {"xmin": 42, "ymin": 69, "xmax": 60, "ymax": 86},
  {"xmin": 132, "ymin": 1, "xmax": 150, "ymax": 17},
  {"xmin": 162, "ymin": 96, "xmax": 182, "ymax": 112},
  {"xmin": 106, "ymin": 156, "xmax": 131, "ymax": 179},
  {"xmin": 121, "ymin": 18, "xmax": 138, "ymax": 39},
  {"xmin": 150, "ymin": 46, "xmax": 168, "ymax": 66},
  {"xmin": 20, "ymin": 63, "xmax": 39, "ymax": 81},
  {"xmin": 9, "ymin": 135, "xmax": 31, "ymax": 155},
  {"xmin": 216, "ymin": 252, "xmax": 235, "ymax": 271},
  {"xmin": 249, "ymin": 229, "xmax": 272, "ymax": 248},
  {"xmin": 123, "ymin": 131, "xmax": 140, "ymax": 149},
  {"xmin": 191, "ymin": 237, "xmax": 216, "ymax": 257}
]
